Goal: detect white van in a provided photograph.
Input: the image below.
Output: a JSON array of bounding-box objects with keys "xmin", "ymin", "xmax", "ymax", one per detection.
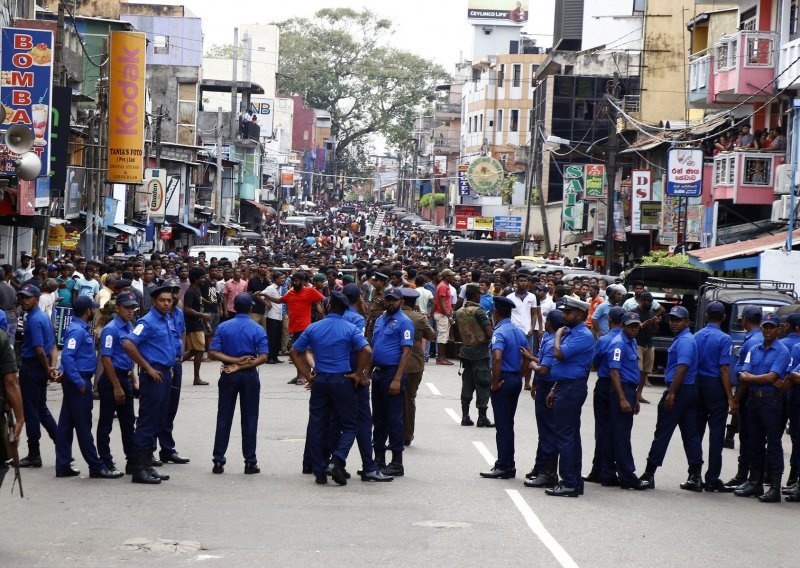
[{"xmin": 188, "ymin": 245, "xmax": 246, "ymax": 261}]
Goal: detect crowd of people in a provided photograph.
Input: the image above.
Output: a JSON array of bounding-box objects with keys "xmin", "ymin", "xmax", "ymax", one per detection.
[
  {"xmin": 0, "ymin": 201, "xmax": 798, "ymax": 502},
  {"xmin": 709, "ymin": 123, "xmax": 786, "ymax": 156}
]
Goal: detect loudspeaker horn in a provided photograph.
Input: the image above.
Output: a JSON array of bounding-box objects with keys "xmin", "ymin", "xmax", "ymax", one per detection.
[
  {"xmin": 5, "ymin": 123, "xmax": 34, "ymax": 154},
  {"xmin": 14, "ymin": 152, "xmax": 41, "ymax": 181}
]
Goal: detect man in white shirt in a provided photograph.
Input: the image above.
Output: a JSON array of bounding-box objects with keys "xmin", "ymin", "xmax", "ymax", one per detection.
[
  {"xmin": 38, "ymin": 278, "xmax": 57, "ymax": 319},
  {"xmin": 621, "ymin": 280, "xmax": 644, "ymax": 311},
  {"xmin": 262, "ymin": 272, "xmax": 285, "ymax": 364},
  {"xmin": 131, "ymin": 261, "xmax": 145, "ymax": 295},
  {"xmin": 505, "ymin": 273, "xmax": 542, "ymax": 352}
]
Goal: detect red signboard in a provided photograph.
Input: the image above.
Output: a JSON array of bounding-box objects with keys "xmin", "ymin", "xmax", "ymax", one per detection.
[
  {"xmin": 455, "ymin": 216, "xmax": 468, "ymax": 230},
  {"xmin": 454, "ymin": 204, "xmax": 481, "ymax": 217}
]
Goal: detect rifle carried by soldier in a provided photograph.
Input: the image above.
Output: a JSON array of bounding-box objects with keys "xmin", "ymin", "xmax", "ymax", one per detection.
[{"xmin": 2, "ymin": 408, "xmax": 23, "ymax": 497}]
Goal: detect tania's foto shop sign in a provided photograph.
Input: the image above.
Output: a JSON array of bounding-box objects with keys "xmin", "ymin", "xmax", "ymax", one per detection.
[
  {"xmin": 0, "ymin": 27, "xmax": 54, "ymax": 176},
  {"xmin": 107, "ymin": 31, "xmax": 146, "ymax": 184}
]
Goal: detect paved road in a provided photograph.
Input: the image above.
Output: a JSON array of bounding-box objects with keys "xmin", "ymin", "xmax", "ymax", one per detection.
[{"xmin": 3, "ymin": 359, "xmax": 797, "ymax": 567}]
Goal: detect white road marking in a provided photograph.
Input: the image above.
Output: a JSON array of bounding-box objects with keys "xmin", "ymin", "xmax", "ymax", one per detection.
[
  {"xmin": 445, "ymin": 408, "xmax": 461, "ymax": 424},
  {"xmin": 426, "ymin": 383, "xmax": 442, "ymax": 396},
  {"xmin": 506, "ymin": 489, "xmax": 580, "ymax": 568},
  {"xmin": 472, "ymin": 441, "xmax": 495, "ymax": 466}
]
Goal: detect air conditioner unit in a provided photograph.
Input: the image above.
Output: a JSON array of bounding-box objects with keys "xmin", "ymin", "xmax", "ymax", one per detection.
[
  {"xmin": 771, "ymin": 195, "xmax": 793, "ymax": 222},
  {"xmin": 774, "ymin": 163, "xmax": 799, "ymax": 195},
  {"xmin": 500, "ymin": 153, "xmax": 509, "ymax": 165}
]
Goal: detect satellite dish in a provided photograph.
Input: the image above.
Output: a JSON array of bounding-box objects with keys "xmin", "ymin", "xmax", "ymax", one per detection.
[
  {"xmin": 5, "ymin": 123, "xmax": 34, "ymax": 154},
  {"xmin": 14, "ymin": 152, "xmax": 41, "ymax": 180}
]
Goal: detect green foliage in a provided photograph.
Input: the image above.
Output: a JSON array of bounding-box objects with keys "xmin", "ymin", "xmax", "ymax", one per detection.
[
  {"xmin": 204, "ymin": 44, "xmax": 244, "ymax": 59},
  {"xmin": 276, "ymin": 8, "xmax": 450, "ymax": 169},
  {"xmin": 639, "ymin": 250, "xmax": 708, "ymax": 270},
  {"xmin": 419, "ymin": 193, "xmax": 445, "ymax": 208}
]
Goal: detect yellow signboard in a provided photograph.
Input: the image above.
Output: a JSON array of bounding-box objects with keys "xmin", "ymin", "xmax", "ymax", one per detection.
[
  {"xmin": 107, "ymin": 31, "xmax": 146, "ymax": 184},
  {"xmin": 48, "ymin": 223, "xmax": 66, "ymax": 247},
  {"xmin": 470, "ymin": 217, "xmax": 495, "ymax": 231}
]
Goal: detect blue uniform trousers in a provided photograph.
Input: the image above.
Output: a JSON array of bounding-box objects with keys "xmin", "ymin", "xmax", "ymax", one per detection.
[
  {"xmin": 371, "ymin": 366, "xmax": 407, "ymax": 454},
  {"xmin": 736, "ymin": 388, "xmax": 750, "ymax": 467},
  {"xmin": 55, "ymin": 373, "xmax": 105, "ymax": 474},
  {"xmin": 212, "ymin": 369, "xmax": 260, "ymax": 465},
  {"xmin": 490, "ymin": 372, "xmax": 522, "ymax": 470},
  {"xmin": 592, "ymin": 377, "xmax": 615, "ymax": 481},
  {"xmin": 328, "ymin": 384, "xmax": 377, "ymax": 472},
  {"xmin": 133, "ymin": 364, "xmax": 172, "ymax": 455},
  {"xmin": 696, "ymin": 376, "xmax": 729, "ymax": 483},
  {"xmin": 308, "ymin": 373, "xmax": 358, "ymax": 476},
  {"xmin": 533, "ymin": 379, "xmax": 557, "ymax": 470},
  {"xmin": 789, "ymin": 387, "xmax": 800, "ymax": 469},
  {"xmin": 608, "ymin": 382, "xmax": 639, "ymax": 484},
  {"xmin": 20, "ymin": 358, "xmax": 57, "ymax": 447},
  {"xmin": 554, "ymin": 379, "xmax": 588, "ymax": 489},
  {"xmin": 746, "ymin": 395, "xmax": 784, "ymax": 476},
  {"xmin": 156, "ymin": 361, "xmax": 183, "ymax": 454},
  {"xmin": 646, "ymin": 385, "xmax": 703, "ymax": 467},
  {"xmin": 96, "ymin": 370, "xmax": 135, "ymax": 466}
]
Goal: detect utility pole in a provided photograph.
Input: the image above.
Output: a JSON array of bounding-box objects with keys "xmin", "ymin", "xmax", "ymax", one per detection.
[
  {"xmin": 155, "ymin": 105, "xmax": 163, "ymax": 168},
  {"xmin": 216, "ymin": 107, "xmax": 224, "ymax": 245},
  {"xmin": 604, "ymin": 72, "xmax": 621, "ymax": 275},
  {"xmin": 85, "ymin": 115, "xmax": 96, "ymax": 260},
  {"xmin": 411, "ymin": 138, "xmax": 419, "ymax": 211},
  {"xmin": 230, "ymin": 28, "xmax": 239, "ymax": 138}
]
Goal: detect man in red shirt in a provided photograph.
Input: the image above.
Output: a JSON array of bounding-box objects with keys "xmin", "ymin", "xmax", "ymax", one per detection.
[
  {"xmin": 264, "ymin": 272, "xmax": 324, "ymax": 384},
  {"xmin": 433, "ymin": 269, "xmax": 454, "ymax": 365}
]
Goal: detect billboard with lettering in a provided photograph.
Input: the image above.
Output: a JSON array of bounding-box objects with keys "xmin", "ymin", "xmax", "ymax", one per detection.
[
  {"xmin": 107, "ymin": 31, "xmax": 145, "ymax": 184},
  {"xmin": 468, "ymin": 0, "xmax": 528, "ymax": 24},
  {"xmin": 0, "ymin": 27, "xmax": 54, "ymax": 177}
]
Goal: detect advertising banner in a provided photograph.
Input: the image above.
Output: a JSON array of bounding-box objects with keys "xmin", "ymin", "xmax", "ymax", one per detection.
[
  {"xmin": 562, "ymin": 164, "xmax": 584, "ymax": 232},
  {"xmin": 584, "ymin": 164, "xmax": 606, "ymax": 199},
  {"xmin": 281, "ymin": 167, "xmax": 295, "ymax": 188},
  {"xmin": 65, "ymin": 166, "xmax": 84, "ymax": 219},
  {"xmin": 667, "ymin": 148, "xmax": 703, "ymax": 197},
  {"xmin": 458, "ymin": 164, "xmax": 471, "ymax": 196},
  {"xmin": 145, "ymin": 168, "xmax": 166, "ymax": 223},
  {"xmin": 454, "ymin": 204, "xmax": 482, "ymax": 217},
  {"xmin": 49, "ymin": 85, "xmax": 71, "ymax": 191},
  {"xmin": 0, "ymin": 27, "xmax": 54, "ymax": 176},
  {"xmin": 165, "ymin": 174, "xmax": 180, "ymax": 216},
  {"xmin": 469, "ymin": 217, "xmax": 495, "ymax": 231},
  {"xmin": 494, "ymin": 216, "xmax": 522, "ymax": 233},
  {"xmin": 249, "ymin": 97, "xmax": 274, "ymax": 135},
  {"xmin": 53, "ymin": 306, "xmax": 74, "ymax": 347},
  {"xmin": 467, "ymin": 0, "xmax": 528, "ymax": 24},
  {"xmin": 640, "ymin": 200, "xmax": 661, "ymax": 230},
  {"xmin": 107, "ymin": 31, "xmax": 145, "ymax": 184},
  {"xmin": 35, "ymin": 176, "xmax": 49, "ymax": 208},
  {"xmin": 631, "ymin": 169, "xmax": 652, "ymax": 234}
]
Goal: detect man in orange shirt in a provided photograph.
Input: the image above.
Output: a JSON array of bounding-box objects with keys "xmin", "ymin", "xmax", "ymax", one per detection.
[
  {"xmin": 586, "ymin": 284, "xmax": 604, "ymax": 330},
  {"xmin": 263, "ymin": 272, "xmax": 325, "ymax": 384}
]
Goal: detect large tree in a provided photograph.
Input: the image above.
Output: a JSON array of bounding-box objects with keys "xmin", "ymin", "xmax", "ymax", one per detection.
[{"xmin": 276, "ymin": 8, "xmax": 450, "ymax": 173}]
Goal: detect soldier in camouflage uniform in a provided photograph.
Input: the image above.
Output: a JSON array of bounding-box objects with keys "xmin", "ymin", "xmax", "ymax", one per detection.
[
  {"xmin": 365, "ymin": 272, "xmax": 389, "ymax": 342},
  {"xmin": 0, "ymin": 324, "xmax": 23, "ymax": 490},
  {"xmin": 455, "ymin": 284, "xmax": 495, "ymax": 428}
]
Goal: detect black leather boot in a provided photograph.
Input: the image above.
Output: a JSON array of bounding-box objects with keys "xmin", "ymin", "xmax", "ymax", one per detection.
[
  {"xmin": 131, "ymin": 452, "xmax": 161, "ymax": 485},
  {"xmin": 723, "ymin": 424, "xmax": 736, "ymax": 449},
  {"xmin": 381, "ymin": 451, "xmax": 404, "ymax": 477},
  {"xmin": 734, "ymin": 472, "xmax": 764, "ymax": 497},
  {"xmin": 461, "ymin": 404, "xmax": 474, "ymax": 426},
  {"xmin": 374, "ymin": 449, "xmax": 386, "ymax": 469},
  {"xmin": 18, "ymin": 441, "xmax": 42, "ymax": 468},
  {"xmin": 680, "ymin": 464, "xmax": 703, "ymax": 492},
  {"xmin": 525, "ymin": 458, "xmax": 557, "ymax": 488},
  {"xmin": 782, "ymin": 466, "xmax": 798, "ymax": 494},
  {"xmin": 476, "ymin": 408, "xmax": 494, "ymax": 428},
  {"xmin": 759, "ymin": 474, "xmax": 781, "ymax": 503},
  {"xmin": 724, "ymin": 462, "xmax": 748, "ymax": 490}
]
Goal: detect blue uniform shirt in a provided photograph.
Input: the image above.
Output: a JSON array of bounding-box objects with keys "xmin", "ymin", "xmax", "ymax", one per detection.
[
  {"xmin": 735, "ymin": 329, "xmax": 763, "ymax": 376},
  {"xmin": 169, "ymin": 308, "xmax": 186, "ymax": 358},
  {"xmin": 343, "ymin": 307, "xmax": 367, "ymax": 370},
  {"xmin": 21, "ymin": 306, "xmax": 55, "ymax": 358},
  {"xmin": 100, "ymin": 316, "xmax": 134, "ymax": 372},
  {"xmin": 780, "ymin": 332, "xmax": 800, "ymax": 354},
  {"xmin": 608, "ymin": 332, "xmax": 640, "ymax": 385},
  {"xmin": 694, "ymin": 323, "xmax": 732, "ymax": 379},
  {"xmin": 491, "ymin": 318, "xmax": 528, "ymax": 373},
  {"xmin": 125, "ymin": 307, "xmax": 177, "ymax": 367},
  {"xmin": 743, "ymin": 340, "xmax": 790, "ymax": 391},
  {"xmin": 480, "ymin": 292, "xmax": 495, "ymax": 314},
  {"xmin": 550, "ymin": 322, "xmax": 595, "ymax": 381},
  {"xmin": 210, "ymin": 314, "xmax": 268, "ymax": 358},
  {"xmin": 372, "ymin": 309, "xmax": 415, "ymax": 367},
  {"xmin": 666, "ymin": 327, "xmax": 698, "ymax": 386},
  {"xmin": 293, "ymin": 313, "xmax": 369, "ymax": 373},
  {"xmin": 592, "ymin": 327, "xmax": 621, "ymax": 379},
  {"xmin": 790, "ymin": 342, "xmax": 800, "ymax": 374},
  {"xmin": 536, "ymin": 331, "xmax": 556, "ymax": 381},
  {"xmin": 60, "ymin": 318, "xmax": 96, "ymax": 388},
  {"xmin": 592, "ymin": 301, "xmax": 613, "ymax": 335}
]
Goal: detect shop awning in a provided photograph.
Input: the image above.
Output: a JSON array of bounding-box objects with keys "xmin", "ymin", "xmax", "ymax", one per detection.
[
  {"xmin": 243, "ymin": 199, "xmax": 270, "ymax": 214},
  {"xmin": 174, "ymin": 222, "xmax": 202, "ymax": 237},
  {"xmin": 688, "ymin": 229, "xmax": 800, "ymax": 266},
  {"xmin": 112, "ymin": 223, "xmax": 139, "ymax": 235},
  {"xmin": 104, "ymin": 229, "xmax": 121, "ymax": 238},
  {"xmin": 49, "ymin": 217, "xmax": 68, "ymax": 226}
]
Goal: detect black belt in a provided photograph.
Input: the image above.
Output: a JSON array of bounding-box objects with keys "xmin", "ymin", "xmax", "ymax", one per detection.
[
  {"xmin": 114, "ymin": 368, "xmax": 133, "ymax": 376},
  {"xmin": 751, "ymin": 390, "xmax": 778, "ymax": 398}
]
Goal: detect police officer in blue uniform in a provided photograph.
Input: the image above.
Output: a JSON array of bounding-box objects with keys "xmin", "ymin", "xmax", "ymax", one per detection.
[
  {"xmin": 154, "ymin": 285, "xmax": 190, "ymax": 466},
  {"xmin": 693, "ymin": 301, "xmax": 734, "ymax": 492},
  {"xmin": 585, "ymin": 306, "xmax": 625, "ymax": 485},
  {"xmin": 209, "ymin": 293, "xmax": 269, "ymax": 474},
  {"xmin": 17, "ymin": 284, "xmax": 59, "ymax": 468},
  {"xmin": 545, "ymin": 297, "xmax": 594, "ymax": 497},
  {"xmin": 639, "ymin": 305, "xmax": 702, "ymax": 491},
  {"xmin": 291, "ymin": 291, "xmax": 372, "ymax": 486},
  {"xmin": 724, "ymin": 306, "xmax": 763, "ymax": 490},
  {"xmin": 607, "ymin": 312, "xmax": 649, "ymax": 489},
  {"xmin": 371, "ymin": 288, "xmax": 415, "ymax": 477},
  {"xmin": 734, "ymin": 312, "xmax": 790, "ymax": 502},
  {"xmin": 480, "ymin": 295, "xmax": 529, "ymax": 480},
  {"xmin": 55, "ymin": 295, "xmax": 121, "ymax": 479},
  {"xmin": 523, "ymin": 309, "xmax": 564, "ymax": 488},
  {"xmin": 123, "ymin": 285, "xmax": 177, "ymax": 484},
  {"xmin": 341, "ymin": 283, "xmax": 392, "ymax": 482},
  {"xmin": 97, "ymin": 292, "xmax": 139, "ymax": 476},
  {"xmin": 783, "ymin": 314, "xmax": 800, "ymax": 497}
]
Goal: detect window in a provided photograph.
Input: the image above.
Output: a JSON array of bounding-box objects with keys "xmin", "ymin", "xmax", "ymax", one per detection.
[
  {"xmin": 512, "ymin": 64, "xmax": 521, "ymax": 87},
  {"xmin": 740, "ymin": 7, "xmax": 757, "ymax": 31},
  {"xmin": 510, "ymin": 109, "xmax": 519, "ymax": 132},
  {"xmin": 176, "ymin": 82, "xmax": 197, "ymax": 145},
  {"xmin": 792, "ymin": 0, "xmax": 799, "ymax": 36},
  {"xmin": 496, "ymin": 109, "xmax": 503, "ymax": 133},
  {"xmin": 531, "ymin": 64, "xmax": 539, "ymax": 87},
  {"xmin": 479, "ymin": 114, "xmax": 483, "ymax": 131},
  {"xmin": 714, "ymin": 155, "xmax": 735, "ymax": 185},
  {"xmin": 497, "ymin": 64, "xmax": 505, "ymax": 87},
  {"xmin": 745, "ymin": 34, "xmax": 773, "ymax": 66},
  {"xmin": 632, "ymin": 0, "xmax": 646, "ymax": 13},
  {"xmin": 153, "ymin": 34, "xmax": 169, "ymax": 55},
  {"xmin": 743, "ymin": 156, "xmax": 772, "ymax": 185}
]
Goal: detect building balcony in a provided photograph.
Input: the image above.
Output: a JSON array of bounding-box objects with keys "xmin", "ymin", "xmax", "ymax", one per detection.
[
  {"xmin": 435, "ymin": 102, "xmax": 461, "ymax": 117},
  {"xmin": 711, "ymin": 31, "xmax": 776, "ymax": 104},
  {"xmin": 688, "ymin": 52, "xmax": 711, "ymax": 107},
  {"xmin": 433, "ymin": 136, "xmax": 460, "ymax": 153},
  {"xmin": 712, "ymin": 151, "xmax": 785, "ymax": 205},
  {"xmin": 778, "ymin": 36, "xmax": 800, "ymax": 90}
]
